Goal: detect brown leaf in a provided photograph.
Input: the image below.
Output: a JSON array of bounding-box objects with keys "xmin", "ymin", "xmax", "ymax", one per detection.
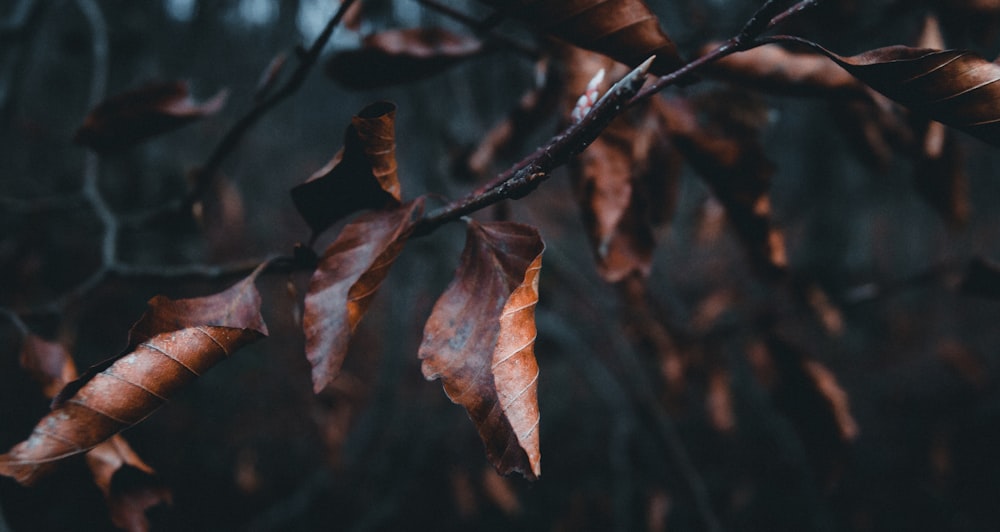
[
  {"xmin": 326, "ymin": 28, "xmax": 485, "ymax": 89},
  {"xmin": 478, "ymin": 0, "xmax": 683, "ymax": 74},
  {"xmin": 913, "ymin": 126, "xmax": 970, "ymax": 226},
  {"xmin": 19, "ymin": 334, "xmax": 76, "ymax": 399},
  {"xmin": 85, "ymin": 437, "xmax": 172, "ymax": 532},
  {"xmin": 699, "ymin": 41, "xmax": 866, "ymax": 98},
  {"xmin": 764, "ymin": 334, "xmax": 858, "ymax": 486},
  {"xmin": 304, "ymin": 199, "xmax": 424, "ymax": 393},
  {"xmin": 419, "ymin": 221, "xmax": 544, "ymax": 480},
  {"xmin": 658, "ymin": 94, "xmax": 786, "ymax": 278},
  {"xmin": 564, "ymin": 53, "xmax": 679, "ymax": 281},
  {"xmin": 291, "ymin": 101, "xmax": 403, "ymax": 235},
  {"xmin": 74, "ymin": 80, "xmax": 227, "ymax": 154},
  {"xmin": 18, "ymin": 335, "xmax": 172, "ymax": 530},
  {"xmin": 0, "ymin": 266, "xmax": 268, "ymax": 485},
  {"xmin": 254, "ymin": 52, "xmax": 287, "ymax": 101},
  {"xmin": 785, "ymin": 36, "xmax": 1000, "ymax": 147}
]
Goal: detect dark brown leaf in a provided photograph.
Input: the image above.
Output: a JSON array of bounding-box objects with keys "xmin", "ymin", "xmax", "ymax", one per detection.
[
  {"xmin": 658, "ymin": 94, "xmax": 787, "ymax": 278},
  {"xmin": 0, "ymin": 266, "xmax": 268, "ymax": 485},
  {"xmin": 304, "ymin": 199, "xmax": 424, "ymax": 393},
  {"xmin": 74, "ymin": 80, "xmax": 227, "ymax": 154},
  {"xmin": 784, "ymin": 36, "xmax": 1000, "ymax": 147},
  {"xmin": 419, "ymin": 221, "xmax": 544, "ymax": 480},
  {"xmin": 478, "ymin": 0, "xmax": 683, "ymax": 74},
  {"xmin": 291, "ymin": 101, "xmax": 402, "ymax": 235},
  {"xmin": 913, "ymin": 126, "xmax": 970, "ymax": 226},
  {"xmin": 763, "ymin": 334, "xmax": 858, "ymax": 487},
  {"xmin": 18, "ymin": 335, "xmax": 172, "ymax": 530},
  {"xmin": 326, "ymin": 28, "xmax": 485, "ymax": 89}
]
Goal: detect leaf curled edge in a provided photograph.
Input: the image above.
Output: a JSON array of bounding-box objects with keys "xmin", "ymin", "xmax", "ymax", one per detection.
[
  {"xmin": 304, "ymin": 199, "xmax": 425, "ymax": 393},
  {"xmin": 419, "ymin": 220, "xmax": 545, "ymax": 480},
  {"xmin": 291, "ymin": 101, "xmax": 403, "ymax": 235},
  {"xmin": 770, "ymin": 36, "xmax": 1000, "ymax": 147},
  {"xmin": 0, "ymin": 265, "xmax": 268, "ymax": 485}
]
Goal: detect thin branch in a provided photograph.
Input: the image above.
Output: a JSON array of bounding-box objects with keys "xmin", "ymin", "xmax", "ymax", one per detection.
[
  {"xmin": 413, "ymin": 56, "xmax": 655, "ymax": 235},
  {"xmin": 126, "ymin": 0, "xmax": 360, "ymax": 227}
]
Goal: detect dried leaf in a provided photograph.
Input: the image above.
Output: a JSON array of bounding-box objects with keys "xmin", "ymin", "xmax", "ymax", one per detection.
[
  {"xmin": 786, "ymin": 37, "xmax": 1000, "ymax": 147},
  {"xmin": 564, "ymin": 51, "xmax": 679, "ymax": 282},
  {"xmin": 304, "ymin": 200, "xmax": 424, "ymax": 393},
  {"xmin": 764, "ymin": 334, "xmax": 858, "ymax": 486},
  {"xmin": 478, "ymin": 0, "xmax": 683, "ymax": 74},
  {"xmin": 74, "ymin": 80, "xmax": 227, "ymax": 154},
  {"xmin": 0, "ymin": 266, "xmax": 268, "ymax": 485},
  {"xmin": 18, "ymin": 335, "xmax": 172, "ymax": 530},
  {"xmin": 291, "ymin": 101, "xmax": 403, "ymax": 235},
  {"xmin": 913, "ymin": 127, "xmax": 970, "ymax": 226},
  {"xmin": 326, "ymin": 28, "xmax": 485, "ymax": 89},
  {"xmin": 420, "ymin": 221, "xmax": 544, "ymax": 480},
  {"xmin": 658, "ymin": 95, "xmax": 786, "ymax": 278}
]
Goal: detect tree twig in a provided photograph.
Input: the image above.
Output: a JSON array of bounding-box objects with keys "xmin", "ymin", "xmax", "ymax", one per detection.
[
  {"xmin": 126, "ymin": 0, "xmax": 361, "ymax": 227},
  {"xmin": 413, "ymin": 55, "xmax": 655, "ymax": 235}
]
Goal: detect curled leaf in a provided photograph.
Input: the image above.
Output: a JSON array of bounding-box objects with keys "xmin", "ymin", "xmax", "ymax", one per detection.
[
  {"xmin": 304, "ymin": 199, "xmax": 424, "ymax": 393},
  {"xmin": 0, "ymin": 266, "xmax": 268, "ymax": 485},
  {"xmin": 291, "ymin": 101, "xmax": 402, "ymax": 235},
  {"xmin": 478, "ymin": 0, "xmax": 683, "ymax": 74},
  {"xmin": 74, "ymin": 80, "xmax": 227, "ymax": 154},
  {"xmin": 326, "ymin": 28, "xmax": 485, "ymax": 89},
  {"xmin": 18, "ymin": 335, "xmax": 172, "ymax": 530},
  {"xmin": 420, "ymin": 221, "xmax": 544, "ymax": 480},
  {"xmin": 776, "ymin": 36, "xmax": 1000, "ymax": 147}
]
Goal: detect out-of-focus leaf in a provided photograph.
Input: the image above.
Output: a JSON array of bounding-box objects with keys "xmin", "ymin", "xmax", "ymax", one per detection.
[
  {"xmin": 191, "ymin": 170, "xmax": 247, "ymax": 260},
  {"xmin": 783, "ymin": 36, "xmax": 1000, "ymax": 147},
  {"xmin": 960, "ymin": 256, "xmax": 1000, "ymax": 298},
  {"xmin": 304, "ymin": 200, "xmax": 424, "ymax": 393},
  {"xmin": 764, "ymin": 334, "xmax": 858, "ymax": 487},
  {"xmin": 420, "ymin": 221, "xmax": 544, "ymax": 480},
  {"xmin": 73, "ymin": 80, "xmax": 227, "ymax": 154},
  {"xmin": 913, "ymin": 126, "xmax": 970, "ymax": 226},
  {"xmin": 563, "ymin": 49, "xmax": 679, "ymax": 282},
  {"xmin": 18, "ymin": 335, "xmax": 172, "ymax": 531},
  {"xmin": 0, "ymin": 266, "xmax": 268, "ymax": 485},
  {"xmin": 291, "ymin": 101, "xmax": 402, "ymax": 235},
  {"xmin": 326, "ymin": 28, "xmax": 485, "ymax": 89},
  {"xmin": 658, "ymin": 94, "xmax": 786, "ymax": 278},
  {"xmin": 700, "ymin": 42, "xmax": 866, "ymax": 97},
  {"xmin": 478, "ymin": 0, "xmax": 683, "ymax": 74},
  {"xmin": 254, "ymin": 52, "xmax": 287, "ymax": 101}
]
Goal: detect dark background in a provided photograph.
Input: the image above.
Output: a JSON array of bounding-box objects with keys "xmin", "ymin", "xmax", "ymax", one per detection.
[{"xmin": 3, "ymin": 0, "xmax": 1000, "ymax": 530}]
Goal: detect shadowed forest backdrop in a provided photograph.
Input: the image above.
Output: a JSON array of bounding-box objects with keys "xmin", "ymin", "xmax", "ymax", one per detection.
[{"xmin": 4, "ymin": 0, "xmax": 1000, "ymax": 530}]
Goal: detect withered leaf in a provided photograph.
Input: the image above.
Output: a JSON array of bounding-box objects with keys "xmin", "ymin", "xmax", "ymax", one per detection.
[
  {"xmin": 913, "ymin": 126, "xmax": 970, "ymax": 226},
  {"xmin": 0, "ymin": 266, "xmax": 268, "ymax": 485},
  {"xmin": 326, "ymin": 28, "xmax": 485, "ymax": 89},
  {"xmin": 785, "ymin": 37, "xmax": 1000, "ymax": 147},
  {"xmin": 658, "ymin": 95, "xmax": 787, "ymax": 278},
  {"xmin": 570, "ymin": 104, "xmax": 678, "ymax": 281},
  {"xmin": 74, "ymin": 80, "xmax": 227, "ymax": 154},
  {"xmin": 19, "ymin": 334, "xmax": 172, "ymax": 531},
  {"xmin": 419, "ymin": 221, "xmax": 544, "ymax": 480},
  {"xmin": 304, "ymin": 199, "xmax": 424, "ymax": 393},
  {"xmin": 764, "ymin": 334, "xmax": 858, "ymax": 487},
  {"xmin": 478, "ymin": 0, "xmax": 683, "ymax": 74},
  {"xmin": 291, "ymin": 101, "xmax": 403, "ymax": 235}
]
